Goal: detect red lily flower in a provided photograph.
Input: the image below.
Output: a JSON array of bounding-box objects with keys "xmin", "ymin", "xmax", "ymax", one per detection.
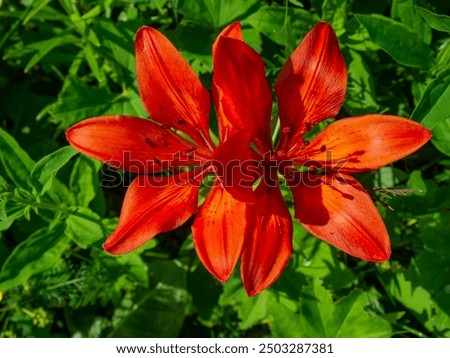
[{"xmin": 66, "ymin": 22, "xmax": 431, "ymax": 297}]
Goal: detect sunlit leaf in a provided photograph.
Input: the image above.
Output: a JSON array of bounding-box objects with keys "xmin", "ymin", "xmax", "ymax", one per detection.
[
  {"xmin": 30, "ymin": 146, "xmax": 77, "ymax": 195},
  {"xmin": 0, "ymin": 225, "xmax": 70, "ymax": 292},
  {"xmin": 355, "ymin": 13, "xmax": 432, "ymax": 69},
  {"xmin": 412, "ymin": 69, "xmax": 450, "ymax": 156},
  {"xmin": 415, "ymin": 6, "xmax": 450, "ymax": 33}
]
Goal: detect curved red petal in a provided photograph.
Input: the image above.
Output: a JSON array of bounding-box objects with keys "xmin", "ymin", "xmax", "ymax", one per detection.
[
  {"xmin": 212, "ymin": 36, "xmax": 272, "ymax": 151},
  {"xmin": 103, "ymin": 174, "xmax": 199, "ymax": 254},
  {"xmin": 135, "ymin": 26, "xmax": 212, "ymax": 149},
  {"xmin": 241, "ymin": 181, "xmax": 293, "ymax": 296},
  {"xmin": 275, "ymin": 22, "xmax": 347, "ymax": 149},
  {"xmin": 290, "ymin": 174, "xmax": 390, "ymax": 261},
  {"xmin": 212, "ymin": 22, "xmax": 243, "ymax": 56},
  {"xmin": 299, "ymin": 115, "xmax": 432, "ymax": 173},
  {"xmin": 192, "ymin": 181, "xmax": 247, "ymax": 282},
  {"xmin": 66, "ymin": 116, "xmax": 208, "ymax": 173},
  {"xmin": 212, "ymin": 131, "xmax": 260, "ymax": 203}
]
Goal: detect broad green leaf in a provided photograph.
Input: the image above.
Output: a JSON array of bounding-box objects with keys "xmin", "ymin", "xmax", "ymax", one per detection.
[
  {"xmin": 0, "ymin": 201, "xmax": 25, "ymax": 232},
  {"xmin": 391, "ymin": 0, "xmax": 432, "ymax": 44},
  {"xmin": 0, "ymin": 225, "xmax": 70, "ymax": 292},
  {"xmin": 187, "ymin": 265, "xmax": 222, "ymax": 323},
  {"xmin": 69, "ymin": 156, "xmax": 102, "ymax": 208},
  {"xmin": 295, "ymin": 237, "xmax": 356, "ymax": 288},
  {"xmin": 343, "ymin": 49, "xmax": 379, "ymax": 115},
  {"xmin": 270, "ymin": 281, "xmax": 392, "ymax": 337},
  {"xmin": 415, "ymin": 6, "xmax": 450, "ymax": 33},
  {"xmin": 65, "ymin": 207, "xmax": 105, "ymax": 249},
  {"xmin": 0, "ymin": 127, "xmax": 35, "ymax": 189},
  {"xmin": 387, "ymin": 271, "xmax": 450, "ymax": 336},
  {"xmin": 244, "ymin": 5, "xmax": 318, "ymax": 52},
  {"xmin": 30, "ymin": 146, "xmax": 77, "ymax": 195},
  {"xmin": 355, "ymin": 14, "xmax": 432, "ymax": 69},
  {"xmin": 321, "ymin": 0, "xmax": 348, "ymax": 35},
  {"xmin": 178, "ymin": 0, "xmax": 260, "ymax": 28},
  {"xmin": 340, "ymin": 18, "xmax": 379, "ymax": 52},
  {"xmin": 110, "ymin": 260, "xmax": 191, "ymax": 338},
  {"xmin": 45, "ymin": 76, "xmax": 146, "ymax": 129},
  {"xmin": 412, "ymin": 69, "xmax": 450, "ymax": 156}
]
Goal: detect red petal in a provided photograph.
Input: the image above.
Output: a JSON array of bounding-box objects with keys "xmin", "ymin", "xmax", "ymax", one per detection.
[
  {"xmin": 103, "ymin": 173, "xmax": 199, "ymax": 254},
  {"xmin": 135, "ymin": 26, "xmax": 213, "ymax": 149},
  {"xmin": 66, "ymin": 116, "xmax": 208, "ymax": 173},
  {"xmin": 212, "ymin": 36, "xmax": 272, "ymax": 151},
  {"xmin": 192, "ymin": 181, "xmax": 247, "ymax": 282},
  {"xmin": 241, "ymin": 181, "xmax": 293, "ymax": 296},
  {"xmin": 299, "ymin": 115, "xmax": 432, "ymax": 173},
  {"xmin": 212, "ymin": 131, "xmax": 260, "ymax": 202},
  {"xmin": 275, "ymin": 22, "xmax": 347, "ymax": 149},
  {"xmin": 212, "ymin": 22, "xmax": 243, "ymax": 57},
  {"xmin": 290, "ymin": 174, "xmax": 390, "ymax": 261}
]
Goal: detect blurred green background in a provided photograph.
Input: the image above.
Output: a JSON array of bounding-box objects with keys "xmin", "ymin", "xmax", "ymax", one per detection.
[{"xmin": 1, "ymin": 0, "xmax": 450, "ymax": 338}]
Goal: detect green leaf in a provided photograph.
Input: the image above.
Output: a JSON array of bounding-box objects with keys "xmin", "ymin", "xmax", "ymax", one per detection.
[
  {"xmin": 321, "ymin": 0, "xmax": 348, "ymax": 35},
  {"xmin": 30, "ymin": 146, "xmax": 77, "ymax": 195},
  {"xmin": 22, "ymin": 0, "xmax": 53, "ymax": 25},
  {"xmin": 65, "ymin": 207, "xmax": 105, "ymax": 249},
  {"xmin": 270, "ymin": 281, "xmax": 392, "ymax": 337},
  {"xmin": 0, "ymin": 127, "xmax": 35, "ymax": 189},
  {"xmin": 69, "ymin": 156, "xmax": 103, "ymax": 208},
  {"xmin": 0, "ymin": 201, "xmax": 25, "ymax": 232},
  {"xmin": 355, "ymin": 13, "xmax": 432, "ymax": 69},
  {"xmin": 178, "ymin": 0, "xmax": 260, "ymax": 28},
  {"xmin": 391, "ymin": 0, "xmax": 432, "ymax": 44},
  {"xmin": 412, "ymin": 69, "xmax": 450, "ymax": 156},
  {"xmin": 24, "ymin": 34, "xmax": 80, "ymax": 73},
  {"xmin": 245, "ymin": 5, "xmax": 318, "ymax": 50},
  {"xmin": 386, "ymin": 271, "xmax": 450, "ymax": 336},
  {"xmin": 415, "ymin": 6, "xmax": 450, "ymax": 33},
  {"xmin": 45, "ymin": 76, "xmax": 146, "ymax": 129},
  {"xmin": 0, "ymin": 225, "xmax": 70, "ymax": 292},
  {"xmin": 343, "ymin": 49, "xmax": 379, "ymax": 115},
  {"xmin": 110, "ymin": 260, "xmax": 191, "ymax": 338}
]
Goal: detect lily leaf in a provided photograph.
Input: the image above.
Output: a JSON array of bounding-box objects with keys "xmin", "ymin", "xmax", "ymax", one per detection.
[
  {"xmin": 415, "ymin": 6, "xmax": 450, "ymax": 33},
  {"xmin": 30, "ymin": 146, "xmax": 77, "ymax": 195},
  {"xmin": 355, "ymin": 13, "xmax": 432, "ymax": 69},
  {"xmin": 0, "ymin": 225, "xmax": 70, "ymax": 292},
  {"xmin": 269, "ymin": 280, "xmax": 392, "ymax": 337},
  {"xmin": 0, "ymin": 127, "xmax": 35, "ymax": 190},
  {"xmin": 412, "ymin": 69, "xmax": 450, "ymax": 156}
]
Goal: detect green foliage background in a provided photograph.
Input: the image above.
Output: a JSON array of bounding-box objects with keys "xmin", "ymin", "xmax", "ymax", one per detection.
[{"xmin": 1, "ymin": 0, "xmax": 450, "ymax": 338}]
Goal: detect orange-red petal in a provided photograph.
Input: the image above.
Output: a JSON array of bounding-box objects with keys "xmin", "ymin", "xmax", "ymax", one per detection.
[
  {"xmin": 103, "ymin": 174, "xmax": 199, "ymax": 254},
  {"xmin": 135, "ymin": 26, "xmax": 212, "ymax": 149},
  {"xmin": 241, "ymin": 181, "xmax": 293, "ymax": 296},
  {"xmin": 192, "ymin": 181, "xmax": 247, "ymax": 282},
  {"xmin": 212, "ymin": 36, "xmax": 272, "ymax": 151},
  {"xmin": 212, "ymin": 22, "xmax": 243, "ymax": 57},
  {"xmin": 66, "ymin": 116, "xmax": 206, "ymax": 173},
  {"xmin": 290, "ymin": 174, "xmax": 390, "ymax": 261},
  {"xmin": 212, "ymin": 131, "xmax": 260, "ymax": 202},
  {"xmin": 299, "ymin": 115, "xmax": 432, "ymax": 173},
  {"xmin": 275, "ymin": 22, "xmax": 347, "ymax": 149}
]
